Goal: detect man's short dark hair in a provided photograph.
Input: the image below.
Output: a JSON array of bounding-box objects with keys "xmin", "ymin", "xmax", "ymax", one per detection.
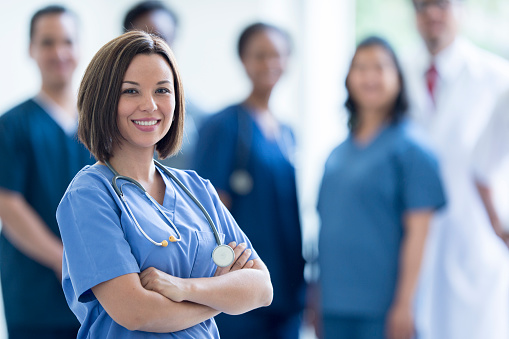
[
  {"xmin": 30, "ymin": 5, "xmax": 74, "ymax": 41},
  {"xmin": 123, "ymin": 1, "xmax": 178, "ymax": 33}
]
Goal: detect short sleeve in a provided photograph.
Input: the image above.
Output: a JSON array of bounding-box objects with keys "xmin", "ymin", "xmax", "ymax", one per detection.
[
  {"xmin": 472, "ymin": 94, "xmax": 509, "ymax": 184},
  {"xmin": 192, "ymin": 112, "xmax": 237, "ymax": 193},
  {"xmin": 398, "ymin": 143, "xmax": 446, "ymax": 212},
  {"xmin": 57, "ymin": 181, "xmax": 140, "ymax": 303},
  {"xmin": 203, "ymin": 178, "xmax": 259, "ymax": 261},
  {"xmin": 0, "ymin": 112, "xmax": 28, "ymax": 193}
]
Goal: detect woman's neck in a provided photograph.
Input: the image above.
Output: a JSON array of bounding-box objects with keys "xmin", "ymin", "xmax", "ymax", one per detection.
[
  {"xmin": 244, "ymin": 87, "xmax": 273, "ymax": 113},
  {"xmin": 355, "ymin": 108, "xmax": 390, "ymax": 143},
  {"xmin": 107, "ymin": 148, "xmax": 156, "ymax": 183}
]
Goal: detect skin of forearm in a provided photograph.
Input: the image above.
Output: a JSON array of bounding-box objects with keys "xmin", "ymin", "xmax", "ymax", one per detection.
[
  {"xmin": 0, "ymin": 190, "xmax": 63, "ymax": 273},
  {"xmin": 135, "ymin": 293, "xmax": 220, "ymax": 333},
  {"xmin": 92, "ymin": 273, "xmax": 219, "ymax": 333},
  {"xmin": 393, "ymin": 211, "xmax": 431, "ymax": 306},
  {"xmin": 182, "ymin": 260, "xmax": 273, "ymax": 315},
  {"xmin": 475, "ymin": 181, "xmax": 503, "ymax": 234}
]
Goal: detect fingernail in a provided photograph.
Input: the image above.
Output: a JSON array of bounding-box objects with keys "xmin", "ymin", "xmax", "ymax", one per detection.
[
  {"xmin": 240, "ymin": 242, "xmax": 247, "ymax": 247},
  {"xmin": 245, "ymin": 249, "xmax": 251, "ymax": 255}
]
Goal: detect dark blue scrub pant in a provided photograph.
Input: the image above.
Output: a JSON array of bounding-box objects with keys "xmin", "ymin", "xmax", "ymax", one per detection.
[
  {"xmin": 8, "ymin": 327, "xmax": 79, "ymax": 339},
  {"xmin": 323, "ymin": 314, "xmax": 386, "ymax": 339},
  {"xmin": 216, "ymin": 312, "xmax": 301, "ymax": 339}
]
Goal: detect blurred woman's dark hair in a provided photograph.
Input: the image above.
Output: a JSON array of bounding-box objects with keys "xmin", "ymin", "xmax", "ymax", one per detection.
[
  {"xmin": 345, "ymin": 36, "xmax": 409, "ymax": 131},
  {"xmin": 237, "ymin": 22, "xmax": 292, "ymax": 59},
  {"xmin": 123, "ymin": 0, "xmax": 178, "ymax": 33}
]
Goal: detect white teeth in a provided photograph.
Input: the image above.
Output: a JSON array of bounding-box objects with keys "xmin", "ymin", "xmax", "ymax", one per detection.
[{"xmin": 133, "ymin": 120, "xmax": 158, "ymax": 126}]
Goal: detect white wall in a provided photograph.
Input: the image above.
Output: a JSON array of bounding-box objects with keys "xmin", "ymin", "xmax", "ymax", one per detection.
[{"xmin": 0, "ymin": 0, "xmax": 354, "ymax": 336}]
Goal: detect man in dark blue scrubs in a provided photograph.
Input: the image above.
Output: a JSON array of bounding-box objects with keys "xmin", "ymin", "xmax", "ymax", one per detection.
[{"xmin": 0, "ymin": 5, "xmax": 93, "ymax": 338}]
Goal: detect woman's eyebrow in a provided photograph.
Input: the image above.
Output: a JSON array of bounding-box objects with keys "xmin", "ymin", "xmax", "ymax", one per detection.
[{"xmin": 121, "ymin": 80, "xmax": 172, "ymax": 85}]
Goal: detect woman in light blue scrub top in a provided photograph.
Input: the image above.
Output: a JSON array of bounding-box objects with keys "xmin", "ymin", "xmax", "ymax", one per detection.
[
  {"xmin": 317, "ymin": 37, "xmax": 445, "ymax": 339},
  {"xmin": 56, "ymin": 31, "xmax": 273, "ymax": 339}
]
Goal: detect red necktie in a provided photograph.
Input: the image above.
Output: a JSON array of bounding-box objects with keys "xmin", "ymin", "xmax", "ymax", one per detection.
[{"xmin": 426, "ymin": 63, "xmax": 438, "ymax": 104}]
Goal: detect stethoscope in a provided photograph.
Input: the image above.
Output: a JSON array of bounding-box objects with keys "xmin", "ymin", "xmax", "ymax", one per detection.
[
  {"xmin": 104, "ymin": 159, "xmax": 235, "ymax": 267},
  {"xmin": 229, "ymin": 106, "xmax": 295, "ymax": 196}
]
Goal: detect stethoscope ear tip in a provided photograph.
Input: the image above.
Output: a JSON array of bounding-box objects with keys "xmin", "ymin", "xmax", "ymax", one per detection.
[
  {"xmin": 169, "ymin": 236, "xmax": 178, "ymax": 243},
  {"xmin": 161, "ymin": 240, "xmax": 169, "ymax": 247}
]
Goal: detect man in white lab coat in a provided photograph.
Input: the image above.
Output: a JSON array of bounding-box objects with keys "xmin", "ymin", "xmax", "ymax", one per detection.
[{"xmin": 403, "ymin": 1, "xmax": 509, "ymax": 338}]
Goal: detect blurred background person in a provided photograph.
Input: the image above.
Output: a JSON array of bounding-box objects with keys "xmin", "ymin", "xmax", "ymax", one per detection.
[
  {"xmin": 193, "ymin": 22, "xmax": 306, "ymax": 339},
  {"xmin": 123, "ymin": 0, "xmax": 206, "ymax": 169},
  {"xmin": 317, "ymin": 36, "xmax": 445, "ymax": 339},
  {"xmin": 402, "ymin": 0, "xmax": 509, "ymax": 338},
  {"xmin": 0, "ymin": 5, "xmax": 93, "ymax": 339}
]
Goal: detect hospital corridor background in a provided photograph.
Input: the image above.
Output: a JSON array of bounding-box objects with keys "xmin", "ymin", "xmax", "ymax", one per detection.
[{"xmin": 2, "ymin": 0, "xmax": 509, "ymax": 338}]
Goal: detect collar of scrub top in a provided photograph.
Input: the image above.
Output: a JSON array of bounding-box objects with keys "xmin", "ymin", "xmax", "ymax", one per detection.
[
  {"xmin": 33, "ymin": 92, "xmax": 78, "ymax": 136},
  {"xmin": 104, "ymin": 159, "xmax": 235, "ymax": 267}
]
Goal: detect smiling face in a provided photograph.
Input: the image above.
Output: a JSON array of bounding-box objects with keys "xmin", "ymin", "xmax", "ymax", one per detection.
[
  {"xmin": 29, "ymin": 12, "xmax": 79, "ymax": 89},
  {"xmin": 115, "ymin": 53, "xmax": 175, "ymax": 157},
  {"xmin": 346, "ymin": 45, "xmax": 400, "ymax": 115},
  {"xmin": 241, "ymin": 29, "xmax": 290, "ymax": 92}
]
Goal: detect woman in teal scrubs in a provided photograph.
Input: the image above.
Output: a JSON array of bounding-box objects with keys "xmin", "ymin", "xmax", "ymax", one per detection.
[
  {"xmin": 56, "ymin": 31, "xmax": 272, "ymax": 338},
  {"xmin": 317, "ymin": 37, "xmax": 446, "ymax": 339}
]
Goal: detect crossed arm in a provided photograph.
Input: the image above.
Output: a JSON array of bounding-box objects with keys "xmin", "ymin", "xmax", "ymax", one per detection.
[{"xmin": 92, "ymin": 242, "xmax": 273, "ymax": 333}]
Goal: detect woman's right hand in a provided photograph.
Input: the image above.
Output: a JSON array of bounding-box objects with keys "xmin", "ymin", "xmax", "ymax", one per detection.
[{"xmin": 214, "ymin": 242, "xmax": 254, "ymax": 277}]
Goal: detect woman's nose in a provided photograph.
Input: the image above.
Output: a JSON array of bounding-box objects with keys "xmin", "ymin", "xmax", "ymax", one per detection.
[{"xmin": 140, "ymin": 94, "xmax": 157, "ymax": 112}]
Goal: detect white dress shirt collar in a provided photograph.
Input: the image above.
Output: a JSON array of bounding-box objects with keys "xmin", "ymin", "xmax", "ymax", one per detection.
[{"xmin": 432, "ymin": 37, "xmax": 470, "ymax": 84}]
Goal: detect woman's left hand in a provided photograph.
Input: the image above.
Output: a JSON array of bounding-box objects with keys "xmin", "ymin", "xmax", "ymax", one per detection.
[
  {"xmin": 214, "ymin": 241, "xmax": 254, "ymax": 277},
  {"xmin": 140, "ymin": 267, "xmax": 187, "ymax": 302},
  {"xmin": 386, "ymin": 302, "xmax": 415, "ymax": 339}
]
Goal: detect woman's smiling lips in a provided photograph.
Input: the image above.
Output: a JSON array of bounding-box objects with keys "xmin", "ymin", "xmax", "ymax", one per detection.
[{"xmin": 132, "ymin": 118, "xmax": 161, "ymax": 131}]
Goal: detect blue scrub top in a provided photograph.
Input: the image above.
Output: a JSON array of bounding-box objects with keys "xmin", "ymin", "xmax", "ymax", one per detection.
[
  {"xmin": 0, "ymin": 99, "xmax": 93, "ymax": 328},
  {"xmin": 56, "ymin": 164, "xmax": 257, "ymax": 338},
  {"xmin": 317, "ymin": 121, "xmax": 446, "ymax": 316},
  {"xmin": 193, "ymin": 104, "xmax": 305, "ymax": 316}
]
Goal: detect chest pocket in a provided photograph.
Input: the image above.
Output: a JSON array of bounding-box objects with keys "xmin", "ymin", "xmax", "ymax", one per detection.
[{"xmin": 190, "ymin": 230, "xmax": 225, "ymax": 278}]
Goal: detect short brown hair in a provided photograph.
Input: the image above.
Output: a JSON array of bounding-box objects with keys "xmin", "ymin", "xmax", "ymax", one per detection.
[{"xmin": 78, "ymin": 30, "xmax": 185, "ymax": 161}]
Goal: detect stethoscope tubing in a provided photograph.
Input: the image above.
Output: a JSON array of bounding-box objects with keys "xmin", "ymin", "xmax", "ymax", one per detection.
[
  {"xmin": 154, "ymin": 160, "xmax": 222, "ymax": 246},
  {"xmin": 105, "ymin": 159, "xmax": 222, "ymax": 247}
]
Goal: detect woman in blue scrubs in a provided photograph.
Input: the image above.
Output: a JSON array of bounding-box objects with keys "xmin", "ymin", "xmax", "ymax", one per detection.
[
  {"xmin": 193, "ymin": 23, "xmax": 305, "ymax": 339},
  {"xmin": 56, "ymin": 31, "xmax": 272, "ymax": 338},
  {"xmin": 317, "ymin": 37, "xmax": 446, "ymax": 339}
]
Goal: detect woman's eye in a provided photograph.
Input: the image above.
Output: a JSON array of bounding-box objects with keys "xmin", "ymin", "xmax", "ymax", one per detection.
[
  {"xmin": 156, "ymin": 88, "xmax": 171, "ymax": 94},
  {"xmin": 122, "ymin": 89, "xmax": 137, "ymax": 94}
]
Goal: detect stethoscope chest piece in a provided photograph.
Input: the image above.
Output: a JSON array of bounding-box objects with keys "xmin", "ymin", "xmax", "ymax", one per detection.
[
  {"xmin": 212, "ymin": 244, "xmax": 235, "ymax": 267},
  {"xmin": 229, "ymin": 169, "xmax": 253, "ymax": 195}
]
